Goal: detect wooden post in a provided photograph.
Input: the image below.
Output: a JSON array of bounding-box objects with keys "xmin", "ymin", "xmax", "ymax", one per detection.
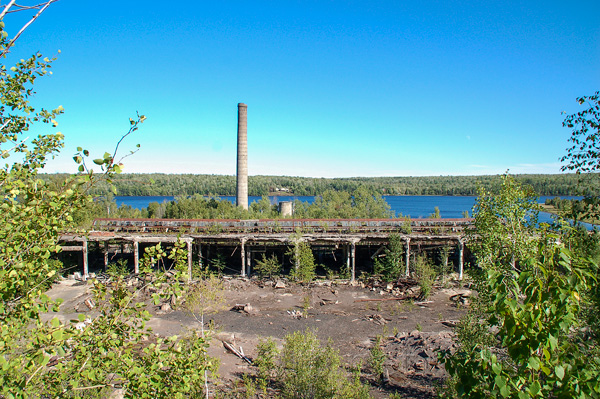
[
  {"xmin": 350, "ymin": 241, "xmax": 356, "ymax": 282},
  {"xmin": 133, "ymin": 240, "xmax": 139, "ymax": 274},
  {"xmin": 187, "ymin": 240, "xmax": 193, "ymax": 281},
  {"xmin": 458, "ymin": 240, "xmax": 464, "ymax": 281},
  {"xmin": 82, "ymin": 238, "xmax": 88, "ymax": 278},
  {"xmin": 240, "ymin": 239, "xmax": 246, "ymax": 277},
  {"xmin": 404, "ymin": 238, "xmax": 411, "ymax": 277}
]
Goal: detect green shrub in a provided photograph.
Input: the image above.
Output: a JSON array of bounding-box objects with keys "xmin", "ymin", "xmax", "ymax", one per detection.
[
  {"xmin": 442, "ymin": 246, "xmax": 600, "ymax": 398},
  {"xmin": 412, "ymin": 254, "xmax": 436, "ymax": 299},
  {"xmin": 374, "ymin": 233, "xmax": 404, "ymax": 281},
  {"xmin": 369, "ymin": 335, "xmax": 386, "ymax": 383},
  {"xmin": 209, "ymin": 252, "xmax": 227, "ymax": 275},
  {"xmin": 254, "ymin": 253, "xmax": 282, "ymax": 278},
  {"xmin": 254, "ymin": 337, "xmax": 279, "ymax": 393},
  {"xmin": 106, "ymin": 258, "xmax": 130, "ymax": 276},
  {"xmin": 255, "ymin": 329, "xmax": 371, "ymax": 399},
  {"xmin": 288, "ymin": 242, "xmax": 316, "ymax": 282}
]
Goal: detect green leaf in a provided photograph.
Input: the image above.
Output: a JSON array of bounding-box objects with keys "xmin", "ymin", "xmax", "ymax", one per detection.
[
  {"xmin": 527, "ymin": 356, "xmax": 540, "ymax": 371},
  {"xmin": 93, "ymin": 158, "xmax": 104, "ymax": 165},
  {"xmin": 555, "ymin": 365, "xmax": 565, "ymax": 380},
  {"xmin": 529, "ymin": 381, "xmax": 541, "ymax": 396}
]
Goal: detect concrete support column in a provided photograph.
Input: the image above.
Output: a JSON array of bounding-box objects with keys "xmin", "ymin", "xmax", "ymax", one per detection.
[
  {"xmin": 197, "ymin": 243, "xmax": 203, "ymax": 271},
  {"xmin": 82, "ymin": 239, "xmax": 88, "ymax": 278},
  {"xmin": 246, "ymin": 247, "xmax": 252, "ymax": 276},
  {"xmin": 458, "ymin": 240, "xmax": 464, "ymax": 281},
  {"xmin": 103, "ymin": 241, "xmax": 109, "ymax": 271},
  {"xmin": 346, "ymin": 245, "xmax": 351, "ymax": 276},
  {"xmin": 350, "ymin": 242, "xmax": 356, "ymax": 282},
  {"xmin": 187, "ymin": 240, "xmax": 193, "ymax": 281},
  {"xmin": 133, "ymin": 240, "xmax": 139, "ymax": 274},
  {"xmin": 240, "ymin": 239, "xmax": 246, "ymax": 276},
  {"xmin": 294, "ymin": 242, "xmax": 300, "ymax": 271},
  {"xmin": 404, "ymin": 238, "xmax": 411, "ymax": 277}
]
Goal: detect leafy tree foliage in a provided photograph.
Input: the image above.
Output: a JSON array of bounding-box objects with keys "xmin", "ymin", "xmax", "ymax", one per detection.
[
  {"xmin": 254, "ymin": 253, "xmax": 282, "ymax": 278},
  {"xmin": 43, "ymin": 172, "xmax": 586, "ymax": 198},
  {"xmin": 373, "ymin": 233, "xmax": 404, "ymax": 280},
  {"xmin": 444, "ymin": 245, "xmax": 600, "ymax": 398},
  {"xmin": 0, "ymin": 8, "xmax": 217, "ymax": 397},
  {"xmin": 293, "ymin": 187, "xmax": 394, "ymax": 219},
  {"xmin": 443, "ymin": 173, "xmax": 600, "ymax": 398},
  {"xmin": 467, "ymin": 174, "xmax": 540, "ymax": 273},
  {"xmin": 288, "ymin": 237, "xmax": 317, "ymax": 282},
  {"xmin": 560, "ymin": 91, "xmax": 600, "ymax": 221},
  {"xmin": 255, "ymin": 329, "xmax": 371, "ymax": 399},
  {"xmin": 561, "ymin": 91, "xmax": 600, "ymax": 174}
]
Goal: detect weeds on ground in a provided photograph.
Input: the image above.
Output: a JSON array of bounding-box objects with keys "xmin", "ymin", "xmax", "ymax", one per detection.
[
  {"xmin": 287, "ymin": 241, "xmax": 316, "ymax": 282},
  {"xmin": 369, "ymin": 335, "xmax": 386, "ymax": 384},
  {"xmin": 253, "ymin": 329, "xmax": 371, "ymax": 398},
  {"xmin": 373, "ymin": 233, "xmax": 404, "ymax": 280},
  {"xmin": 254, "ymin": 253, "xmax": 281, "ymax": 279},
  {"xmin": 209, "ymin": 253, "xmax": 227, "ymax": 276},
  {"xmin": 106, "ymin": 258, "xmax": 129, "ymax": 276},
  {"xmin": 412, "ymin": 254, "xmax": 436, "ymax": 299},
  {"xmin": 301, "ymin": 295, "xmax": 311, "ymax": 317}
]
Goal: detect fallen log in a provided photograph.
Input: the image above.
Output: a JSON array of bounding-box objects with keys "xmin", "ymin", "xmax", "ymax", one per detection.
[
  {"xmin": 354, "ymin": 295, "xmax": 414, "ymax": 303},
  {"xmin": 223, "ymin": 341, "xmax": 252, "ymax": 364}
]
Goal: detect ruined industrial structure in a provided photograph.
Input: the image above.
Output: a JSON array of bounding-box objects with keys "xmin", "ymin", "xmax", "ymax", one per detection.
[
  {"xmin": 59, "ymin": 218, "xmax": 470, "ymax": 281},
  {"xmin": 236, "ymin": 103, "xmax": 248, "ymax": 210},
  {"xmin": 57, "ymin": 103, "xmax": 473, "ymax": 281}
]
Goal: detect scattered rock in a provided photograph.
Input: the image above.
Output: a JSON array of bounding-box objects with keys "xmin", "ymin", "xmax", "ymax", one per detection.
[
  {"xmin": 441, "ymin": 320, "xmax": 459, "ymax": 328},
  {"xmin": 108, "ymin": 388, "xmax": 124, "ymax": 399},
  {"xmin": 160, "ymin": 302, "xmax": 171, "ymax": 312},
  {"xmin": 381, "ymin": 331, "xmax": 457, "ymax": 380},
  {"xmin": 231, "ymin": 303, "xmax": 259, "ymax": 315},
  {"xmin": 365, "ymin": 314, "xmax": 390, "ymax": 325},
  {"xmin": 84, "ymin": 298, "xmax": 95, "ymax": 310},
  {"xmin": 450, "ymin": 293, "xmax": 471, "ymax": 307},
  {"xmin": 319, "ymin": 297, "xmax": 338, "ymax": 306},
  {"xmin": 287, "ymin": 309, "xmax": 303, "ymax": 319},
  {"xmin": 274, "ymin": 280, "xmax": 286, "ymax": 289},
  {"xmin": 406, "ymin": 286, "xmax": 422, "ymax": 297}
]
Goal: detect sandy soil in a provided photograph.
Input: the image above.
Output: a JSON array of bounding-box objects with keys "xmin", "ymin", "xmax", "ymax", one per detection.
[{"xmin": 46, "ymin": 277, "xmax": 471, "ymax": 398}]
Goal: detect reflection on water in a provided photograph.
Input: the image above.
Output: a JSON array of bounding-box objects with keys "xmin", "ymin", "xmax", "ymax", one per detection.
[{"xmin": 113, "ymin": 195, "xmax": 596, "ymax": 230}]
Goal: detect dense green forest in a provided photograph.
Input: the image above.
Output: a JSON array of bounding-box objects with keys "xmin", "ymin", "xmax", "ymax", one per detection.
[
  {"xmin": 41, "ymin": 172, "xmax": 594, "ymax": 197},
  {"xmin": 70, "ymin": 188, "xmax": 396, "ymax": 227}
]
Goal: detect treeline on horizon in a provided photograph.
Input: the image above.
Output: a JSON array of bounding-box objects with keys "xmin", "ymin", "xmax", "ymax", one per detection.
[{"xmin": 41, "ymin": 172, "xmax": 594, "ymax": 197}]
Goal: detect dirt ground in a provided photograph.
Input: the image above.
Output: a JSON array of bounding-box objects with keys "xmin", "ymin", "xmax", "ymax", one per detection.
[{"xmin": 46, "ymin": 276, "xmax": 472, "ymax": 398}]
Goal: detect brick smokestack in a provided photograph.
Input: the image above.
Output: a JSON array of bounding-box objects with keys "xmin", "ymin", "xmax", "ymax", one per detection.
[{"xmin": 236, "ymin": 103, "xmax": 248, "ymax": 210}]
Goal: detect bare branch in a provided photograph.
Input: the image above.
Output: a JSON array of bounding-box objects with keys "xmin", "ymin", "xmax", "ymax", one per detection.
[
  {"xmin": 0, "ymin": 0, "xmax": 17, "ymax": 20},
  {"xmin": 0, "ymin": 0, "xmax": 58, "ymax": 58},
  {"xmin": 9, "ymin": 2, "xmax": 53, "ymax": 12}
]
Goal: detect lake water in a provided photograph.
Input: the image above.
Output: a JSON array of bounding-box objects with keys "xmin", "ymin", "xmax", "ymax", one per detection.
[{"xmin": 114, "ymin": 195, "xmax": 594, "ymax": 229}]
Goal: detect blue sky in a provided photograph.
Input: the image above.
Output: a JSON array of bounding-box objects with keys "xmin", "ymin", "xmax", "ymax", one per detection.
[{"xmin": 9, "ymin": 0, "xmax": 600, "ymax": 177}]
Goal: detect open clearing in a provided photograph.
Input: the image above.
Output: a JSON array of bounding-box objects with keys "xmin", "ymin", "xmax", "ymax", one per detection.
[{"xmin": 47, "ymin": 277, "xmax": 471, "ymax": 398}]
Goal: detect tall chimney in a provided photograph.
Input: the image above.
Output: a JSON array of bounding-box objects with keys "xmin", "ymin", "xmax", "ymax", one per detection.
[{"xmin": 236, "ymin": 103, "xmax": 248, "ymax": 210}]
